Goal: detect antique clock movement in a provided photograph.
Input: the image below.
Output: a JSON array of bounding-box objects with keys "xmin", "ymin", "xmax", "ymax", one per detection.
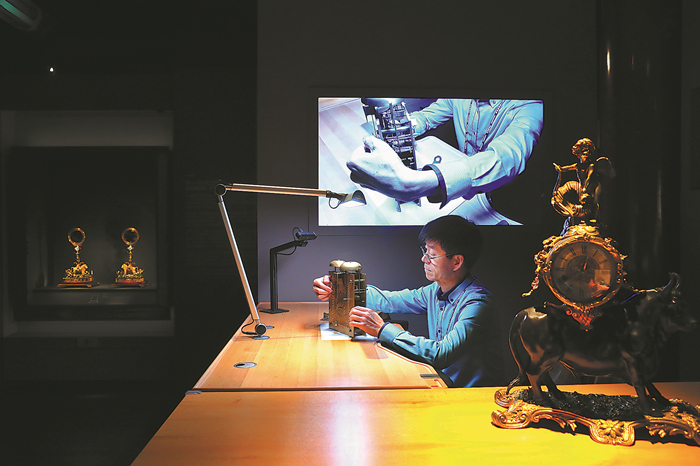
[{"xmin": 524, "ymin": 138, "xmax": 623, "ymax": 328}]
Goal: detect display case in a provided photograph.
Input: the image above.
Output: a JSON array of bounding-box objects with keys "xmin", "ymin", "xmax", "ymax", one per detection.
[{"xmin": 6, "ymin": 146, "xmax": 170, "ymax": 320}]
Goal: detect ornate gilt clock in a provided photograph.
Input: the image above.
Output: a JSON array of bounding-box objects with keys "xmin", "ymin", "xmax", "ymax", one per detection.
[{"xmin": 524, "ymin": 138, "xmax": 624, "ymax": 328}]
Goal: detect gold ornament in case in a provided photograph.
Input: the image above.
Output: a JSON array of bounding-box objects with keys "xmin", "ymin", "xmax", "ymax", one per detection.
[
  {"xmin": 115, "ymin": 227, "xmax": 146, "ymax": 286},
  {"xmin": 59, "ymin": 228, "xmax": 97, "ymax": 287}
]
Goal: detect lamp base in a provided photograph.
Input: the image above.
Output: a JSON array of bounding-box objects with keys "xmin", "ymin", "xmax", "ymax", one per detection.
[{"xmin": 260, "ymin": 307, "xmax": 290, "ymax": 314}]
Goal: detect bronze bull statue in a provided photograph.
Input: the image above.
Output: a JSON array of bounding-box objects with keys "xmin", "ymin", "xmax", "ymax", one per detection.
[{"xmin": 507, "ymin": 273, "xmax": 696, "ymax": 415}]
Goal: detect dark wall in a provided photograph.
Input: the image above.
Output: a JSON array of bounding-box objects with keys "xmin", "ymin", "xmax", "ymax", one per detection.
[
  {"xmin": 171, "ymin": 67, "xmax": 257, "ymax": 387},
  {"xmin": 597, "ymin": 0, "xmax": 685, "ymax": 382},
  {"xmin": 681, "ymin": 0, "xmax": 700, "ymax": 382}
]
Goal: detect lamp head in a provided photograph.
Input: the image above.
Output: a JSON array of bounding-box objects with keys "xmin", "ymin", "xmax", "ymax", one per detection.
[
  {"xmin": 294, "ymin": 230, "xmax": 317, "ymax": 241},
  {"xmin": 327, "ymin": 189, "xmax": 366, "ymax": 207}
]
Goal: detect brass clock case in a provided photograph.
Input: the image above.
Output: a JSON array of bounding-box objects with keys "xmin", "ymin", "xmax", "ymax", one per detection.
[{"xmin": 541, "ymin": 231, "xmax": 624, "ymax": 312}]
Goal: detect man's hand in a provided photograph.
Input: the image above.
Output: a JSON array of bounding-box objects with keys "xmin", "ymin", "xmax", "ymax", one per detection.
[
  {"xmin": 349, "ymin": 306, "xmax": 386, "ymax": 337},
  {"xmin": 346, "ymin": 136, "xmax": 437, "ymax": 202},
  {"xmin": 312, "ymin": 275, "xmax": 333, "ymax": 301}
]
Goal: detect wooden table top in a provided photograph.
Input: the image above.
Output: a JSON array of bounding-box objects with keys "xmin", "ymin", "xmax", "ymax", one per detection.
[
  {"xmin": 133, "ymin": 382, "xmax": 700, "ymax": 466},
  {"xmin": 194, "ymin": 302, "xmax": 445, "ymax": 390}
]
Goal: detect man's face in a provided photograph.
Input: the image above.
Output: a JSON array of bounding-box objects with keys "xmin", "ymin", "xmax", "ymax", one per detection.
[{"xmin": 422, "ymin": 240, "xmax": 455, "ymax": 283}]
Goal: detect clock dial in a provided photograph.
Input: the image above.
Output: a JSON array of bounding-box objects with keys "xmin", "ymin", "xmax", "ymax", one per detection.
[{"xmin": 545, "ymin": 239, "xmax": 622, "ymax": 307}]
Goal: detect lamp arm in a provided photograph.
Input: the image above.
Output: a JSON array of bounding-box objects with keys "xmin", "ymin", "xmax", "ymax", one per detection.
[
  {"xmin": 270, "ymin": 239, "xmax": 308, "ymax": 254},
  {"xmin": 216, "ymin": 192, "xmax": 267, "ymax": 337},
  {"xmin": 219, "ymin": 183, "xmax": 329, "ymax": 198},
  {"xmin": 216, "ymin": 182, "xmax": 366, "ymax": 207}
]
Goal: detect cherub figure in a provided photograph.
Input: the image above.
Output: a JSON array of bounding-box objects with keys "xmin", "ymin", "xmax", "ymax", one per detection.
[{"xmin": 551, "ymin": 138, "xmax": 615, "ymax": 226}]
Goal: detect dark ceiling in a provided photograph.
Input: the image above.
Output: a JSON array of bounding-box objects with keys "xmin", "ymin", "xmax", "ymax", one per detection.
[{"xmin": 0, "ymin": 0, "xmax": 256, "ymax": 74}]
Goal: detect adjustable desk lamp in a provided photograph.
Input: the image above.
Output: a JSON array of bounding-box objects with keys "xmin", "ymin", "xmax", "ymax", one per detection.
[
  {"xmin": 262, "ymin": 228, "xmax": 318, "ymax": 315},
  {"xmin": 214, "ymin": 183, "xmax": 365, "ymax": 339}
]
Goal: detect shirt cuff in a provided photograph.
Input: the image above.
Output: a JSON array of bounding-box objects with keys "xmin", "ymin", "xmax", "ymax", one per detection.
[
  {"xmin": 377, "ymin": 322, "xmax": 391, "ymax": 339},
  {"xmin": 422, "ymin": 164, "xmax": 447, "ymax": 208},
  {"xmin": 377, "ymin": 322, "xmax": 404, "ymax": 344}
]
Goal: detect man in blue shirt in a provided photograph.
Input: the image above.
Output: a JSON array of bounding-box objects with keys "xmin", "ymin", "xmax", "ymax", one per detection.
[
  {"xmin": 347, "ymin": 99, "xmax": 543, "ymax": 209},
  {"xmin": 312, "ymin": 215, "xmax": 503, "ymax": 387}
]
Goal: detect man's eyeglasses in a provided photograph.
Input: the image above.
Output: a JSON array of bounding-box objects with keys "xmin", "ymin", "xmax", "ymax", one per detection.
[{"xmin": 420, "ymin": 245, "xmax": 452, "ymax": 263}]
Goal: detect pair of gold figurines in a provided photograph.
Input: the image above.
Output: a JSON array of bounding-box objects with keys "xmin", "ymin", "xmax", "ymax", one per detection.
[{"xmin": 59, "ymin": 227, "xmax": 146, "ymax": 287}]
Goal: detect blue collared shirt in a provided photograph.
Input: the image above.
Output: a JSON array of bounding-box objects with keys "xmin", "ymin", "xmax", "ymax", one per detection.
[
  {"xmin": 412, "ymin": 99, "xmax": 544, "ymax": 206},
  {"xmin": 367, "ymin": 277, "xmax": 503, "ymax": 387}
]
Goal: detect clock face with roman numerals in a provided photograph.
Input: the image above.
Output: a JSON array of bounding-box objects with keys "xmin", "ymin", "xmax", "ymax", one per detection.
[{"xmin": 544, "ymin": 237, "xmax": 623, "ymax": 308}]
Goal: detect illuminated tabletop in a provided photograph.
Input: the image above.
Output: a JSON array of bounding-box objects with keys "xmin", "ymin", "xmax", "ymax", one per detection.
[
  {"xmin": 193, "ymin": 302, "xmax": 445, "ymax": 390},
  {"xmin": 133, "ymin": 382, "xmax": 700, "ymax": 466}
]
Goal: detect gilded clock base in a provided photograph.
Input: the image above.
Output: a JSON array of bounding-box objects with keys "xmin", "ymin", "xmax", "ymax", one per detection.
[{"xmin": 492, "ymin": 387, "xmax": 700, "ymax": 446}]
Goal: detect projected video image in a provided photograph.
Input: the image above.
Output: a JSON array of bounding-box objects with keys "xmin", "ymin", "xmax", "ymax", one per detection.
[{"xmin": 318, "ymin": 97, "xmax": 544, "ymax": 226}]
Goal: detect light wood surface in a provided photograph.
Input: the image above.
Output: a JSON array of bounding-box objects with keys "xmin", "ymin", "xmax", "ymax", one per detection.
[
  {"xmin": 133, "ymin": 382, "xmax": 700, "ymax": 466},
  {"xmin": 194, "ymin": 302, "xmax": 445, "ymax": 390}
]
